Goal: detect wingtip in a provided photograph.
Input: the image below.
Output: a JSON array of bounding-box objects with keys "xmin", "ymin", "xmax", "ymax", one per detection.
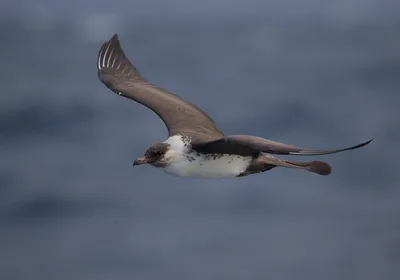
[
  {"xmin": 100, "ymin": 33, "xmax": 119, "ymax": 50},
  {"xmin": 357, "ymin": 138, "xmax": 375, "ymax": 149},
  {"xmin": 109, "ymin": 33, "xmax": 119, "ymax": 42},
  {"xmin": 97, "ymin": 33, "xmax": 123, "ymax": 71}
]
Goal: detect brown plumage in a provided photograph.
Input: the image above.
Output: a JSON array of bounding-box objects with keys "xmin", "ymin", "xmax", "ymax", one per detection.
[
  {"xmin": 97, "ymin": 34, "xmax": 373, "ymax": 178},
  {"xmin": 97, "ymin": 34, "xmax": 223, "ymax": 143}
]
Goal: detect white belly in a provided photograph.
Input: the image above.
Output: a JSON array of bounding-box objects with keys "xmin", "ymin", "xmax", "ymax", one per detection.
[{"xmin": 161, "ymin": 153, "xmax": 252, "ymax": 179}]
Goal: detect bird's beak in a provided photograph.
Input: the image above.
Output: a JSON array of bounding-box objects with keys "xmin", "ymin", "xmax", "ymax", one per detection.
[{"xmin": 133, "ymin": 157, "xmax": 148, "ymax": 166}]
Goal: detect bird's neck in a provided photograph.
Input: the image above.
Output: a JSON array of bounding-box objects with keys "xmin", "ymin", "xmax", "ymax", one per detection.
[{"xmin": 163, "ymin": 135, "xmax": 191, "ymax": 152}]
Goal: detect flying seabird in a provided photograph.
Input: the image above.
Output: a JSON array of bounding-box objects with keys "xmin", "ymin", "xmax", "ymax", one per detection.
[{"xmin": 97, "ymin": 34, "xmax": 373, "ymax": 179}]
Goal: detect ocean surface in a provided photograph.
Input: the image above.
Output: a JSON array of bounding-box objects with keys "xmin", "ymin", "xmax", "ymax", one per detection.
[{"xmin": 1, "ymin": 4, "xmax": 400, "ymax": 280}]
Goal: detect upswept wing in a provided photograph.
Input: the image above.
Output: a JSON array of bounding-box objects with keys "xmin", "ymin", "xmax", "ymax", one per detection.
[{"xmin": 97, "ymin": 34, "xmax": 224, "ymax": 141}]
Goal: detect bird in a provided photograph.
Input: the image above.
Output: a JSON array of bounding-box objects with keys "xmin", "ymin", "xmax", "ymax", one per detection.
[{"xmin": 97, "ymin": 34, "xmax": 373, "ymax": 179}]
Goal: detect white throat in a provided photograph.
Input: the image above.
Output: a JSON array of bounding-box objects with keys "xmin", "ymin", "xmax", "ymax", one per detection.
[{"xmin": 159, "ymin": 135, "xmax": 252, "ymax": 179}]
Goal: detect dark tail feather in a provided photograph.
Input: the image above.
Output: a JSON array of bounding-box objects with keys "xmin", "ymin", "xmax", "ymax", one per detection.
[
  {"xmin": 256, "ymin": 155, "xmax": 332, "ymax": 176},
  {"xmin": 283, "ymin": 160, "xmax": 332, "ymax": 176}
]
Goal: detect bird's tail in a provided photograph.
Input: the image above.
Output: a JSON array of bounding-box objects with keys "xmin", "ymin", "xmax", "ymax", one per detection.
[
  {"xmin": 282, "ymin": 160, "xmax": 332, "ymax": 175},
  {"xmin": 259, "ymin": 155, "xmax": 332, "ymax": 175}
]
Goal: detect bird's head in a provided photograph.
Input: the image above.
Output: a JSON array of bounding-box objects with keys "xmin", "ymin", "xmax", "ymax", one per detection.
[{"xmin": 133, "ymin": 143, "xmax": 170, "ymax": 168}]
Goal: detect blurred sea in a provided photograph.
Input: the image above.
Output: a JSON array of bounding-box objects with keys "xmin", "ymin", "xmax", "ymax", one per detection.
[{"xmin": 0, "ymin": 2, "xmax": 400, "ymax": 279}]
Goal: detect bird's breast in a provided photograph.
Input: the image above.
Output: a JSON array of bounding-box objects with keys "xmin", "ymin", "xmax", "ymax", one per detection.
[{"xmin": 161, "ymin": 152, "xmax": 252, "ymax": 179}]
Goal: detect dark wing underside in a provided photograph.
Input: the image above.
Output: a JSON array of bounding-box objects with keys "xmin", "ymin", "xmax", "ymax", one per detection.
[
  {"xmin": 97, "ymin": 34, "xmax": 224, "ymax": 142},
  {"xmin": 192, "ymin": 135, "xmax": 373, "ymax": 157}
]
